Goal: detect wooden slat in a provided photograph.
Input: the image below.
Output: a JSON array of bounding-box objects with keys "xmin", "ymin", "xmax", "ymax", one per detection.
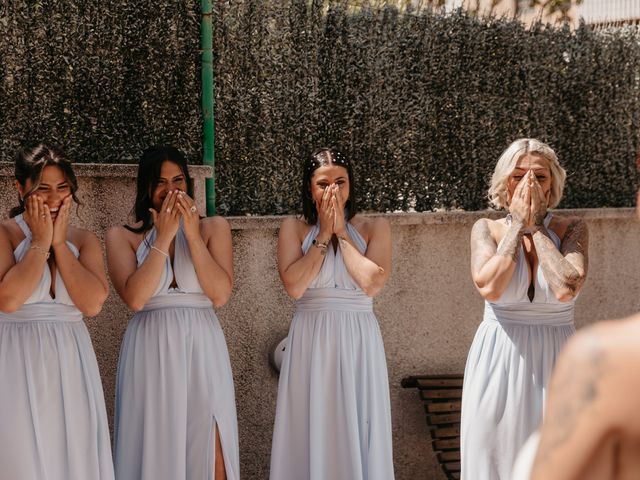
[
  {"xmin": 426, "ymin": 412, "xmax": 461, "ymax": 425},
  {"xmin": 443, "ymin": 462, "xmax": 461, "ymax": 472},
  {"xmin": 433, "ymin": 438, "xmax": 460, "ymax": 450},
  {"xmin": 420, "ymin": 388, "xmax": 463, "ymax": 400},
  {"xmin": 425, "ymin": 401, "xmax": 461, "ymax": 413},
  {"xmin": 431, "ymin": 426, "xmax": 460, "ymax": 439},
  {"xmin": 437, "ymin": 450, "xmax": 461, "ymax": 463},
  {"xmin": 415, "ymin": 377, "xmax": 464, "ymax": 388},
  {"xmin": 403, "ymin": 374, "xmax": 464, "ymax": 480}
]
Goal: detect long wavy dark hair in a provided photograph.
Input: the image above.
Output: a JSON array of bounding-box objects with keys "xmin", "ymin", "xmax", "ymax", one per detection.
[
  {"xmin": 10, "ymin": 144, "xmax": 80, "ymax": 218},
  {"xmin": 301, "ymin": 147, "xmax": 357, "ymax": 225},
  {"xmin": 125, "ymin": 146, "xmax": 194, "ymax": 234}
]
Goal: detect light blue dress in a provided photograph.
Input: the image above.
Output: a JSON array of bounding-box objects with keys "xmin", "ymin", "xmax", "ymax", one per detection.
[
  {"xmin": 0, "ymin": 214, "xmax": 114, "ymax": 480},
  {"xmin": 270, "ymin": 223, "xmax": 395, "ymax": 480},
  {"xmin": 460, "ymin": 214, "xmax": 576, "ymax": 480},
  {"xmin": 114, "ymin": 225, "xmax": 239, "ymax": 480}
]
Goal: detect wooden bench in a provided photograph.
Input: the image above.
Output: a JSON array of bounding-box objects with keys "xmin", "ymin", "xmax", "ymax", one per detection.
[{"xmin": 401, "ymin": 374, "xmax": 464, "ymax": 480}]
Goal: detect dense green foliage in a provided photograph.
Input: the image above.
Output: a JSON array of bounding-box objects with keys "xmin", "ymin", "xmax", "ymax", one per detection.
[{"xmin": 1, "ymin": 2, "xmax": 638, "ymax": 213}]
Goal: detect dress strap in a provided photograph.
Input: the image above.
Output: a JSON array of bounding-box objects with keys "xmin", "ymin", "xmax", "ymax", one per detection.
[{"xmin": 14, "ymin": 214, "xmax": 32, "ymax": 239}]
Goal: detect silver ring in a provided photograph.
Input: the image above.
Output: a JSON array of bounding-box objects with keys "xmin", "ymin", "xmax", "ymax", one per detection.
[
  {"xmin": 41, "ymin": 214, "xmax": 46, "ymax": 218},
  {"xmin": 190, "ymin": 206, "xmax": 197, "ymax": 213}
]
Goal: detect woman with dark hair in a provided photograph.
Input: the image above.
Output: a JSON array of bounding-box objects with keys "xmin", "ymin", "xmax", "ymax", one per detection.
[
  {"xmin": 106, "ymin": 146, "xmax": 238, "ymax": 480},
  {"xmin": 0, "ymin": 144, "xmax": 113, "ymax": 479},
  {"xmin": 270, "ymin": 147, "xmax": 394, "ymax": 480}
]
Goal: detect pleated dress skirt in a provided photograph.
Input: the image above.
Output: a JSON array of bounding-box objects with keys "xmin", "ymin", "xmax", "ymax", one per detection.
[
  {"xmin": 460, "ymin": 303, "xmax": 575, "ymax": 480},
  {"xmin": 0, "ymin": 303, "xmax": 115, "ymax": 480},
  {"xmin": 270, "ymin": 288, "xmax": 395, "ymax": 480},
  {"xmin": 114, "ymin": 293, "xmax": 240, "ymax": 480}
]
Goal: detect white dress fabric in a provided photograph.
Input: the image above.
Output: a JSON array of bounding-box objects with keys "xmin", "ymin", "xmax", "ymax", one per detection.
[
  {"xmin": 114, "ymin": 225, "xmax": 239, "ymax": 480},
  {"xmin": 270, "ymin": 223, "xmax": 395, "ymax": 480},
  {"xmin": 0, "ymin": 214, "xmax": 115, "ymax": 480},
  {"xmin": 511, "ymin": 431, "xmax": 540, "ymax": 480},
  {"xmin": 460, "ymin": 214, "xmax": 576, "ymax": 480}
]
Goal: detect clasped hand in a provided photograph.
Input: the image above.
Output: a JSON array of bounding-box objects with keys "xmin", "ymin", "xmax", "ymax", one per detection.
[
  {"xmin": 509, "ymin": 170, "xmax": 548, "ymax": 230},
  {"xmin": 150, "ymin": 190, "xmax": 200, "ymax": 244},
  {"xmin": 317, "ymin": 184, "xmax": 346, "ymax": 239}
]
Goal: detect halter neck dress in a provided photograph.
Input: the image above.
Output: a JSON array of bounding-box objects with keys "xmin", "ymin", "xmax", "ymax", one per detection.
[
  {"xmin": 460, "ymin": 214, "xmax": 576, "ymax": 480},
  {"xmin": 270, "ymin": 222, "xmax": 395, "ymax": 480},
  {"xmin": 113, "ymin": 225, "xmax": 239, "ymax": 480},
  {"xmin": 0, "ymin": 214, "xmax": 114, "ymax": 480}
]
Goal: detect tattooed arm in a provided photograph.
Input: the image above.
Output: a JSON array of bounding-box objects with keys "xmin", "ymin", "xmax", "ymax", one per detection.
[
  {"xmin": 470, "ymin": 218, "xmax": 524, "ymax": 301},
  {"xmin": 531, "ymin": 217, "xmax": 588, "ymax": 302},
  {"xmin": 530, "ymin": 330, "xmax": 610, "ymax": 480},
  {"xmin": 471, "ymin": 174, "xmax": 531, "ymax": 301}
]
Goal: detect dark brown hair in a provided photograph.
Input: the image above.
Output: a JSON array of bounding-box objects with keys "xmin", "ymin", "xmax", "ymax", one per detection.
[
  {"xmin": 125, "ymin": 146, "xmax": 194, "ymax": 234},
  {"xmin": 10, "ymin": 144, "xmax": 80, "ymax": 218},
  {"xmin": 301, "ymin": 147, "xmax": 356, "ymax": 225}
]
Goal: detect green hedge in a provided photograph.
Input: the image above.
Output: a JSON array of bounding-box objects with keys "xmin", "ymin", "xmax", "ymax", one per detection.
[
  {"xmin": 1, "ymin": 2, "xmax": 639, "ymax": 213},
  {"xmin": 0, "ymin": 0, "xmax": 201, "ymax": 163}
]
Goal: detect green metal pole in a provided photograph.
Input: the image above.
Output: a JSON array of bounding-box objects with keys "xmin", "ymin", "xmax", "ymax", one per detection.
[{"xmin": 201, "ymin": 0, "xmax": 216, "ymax": 216}]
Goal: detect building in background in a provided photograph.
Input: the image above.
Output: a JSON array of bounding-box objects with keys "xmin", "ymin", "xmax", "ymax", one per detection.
[{"xmin": 444, "ymin": 0, "xmax": 640, "ymax": 27}]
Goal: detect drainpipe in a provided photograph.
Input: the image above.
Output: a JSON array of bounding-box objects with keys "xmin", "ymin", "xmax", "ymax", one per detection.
[{"xmin": 201, "ymin": 0, "xmax": 216, "ymax": 216}]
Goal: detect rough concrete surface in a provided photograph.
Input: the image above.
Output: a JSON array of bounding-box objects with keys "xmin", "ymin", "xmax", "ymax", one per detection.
[{"xmin": 1, "ymin": 162, "xmax": 639, "ymax": 480}]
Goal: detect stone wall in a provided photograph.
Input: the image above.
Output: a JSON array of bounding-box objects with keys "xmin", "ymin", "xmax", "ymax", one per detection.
[{"xmin": 1, "ymin": 163, "xmax": 639, "ymax": 479}]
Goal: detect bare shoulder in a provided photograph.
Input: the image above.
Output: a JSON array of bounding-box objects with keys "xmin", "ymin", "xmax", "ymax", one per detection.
[
  {"xmin": 0, "ymin": 218, "xmax": 22, "ymax": 247},
  {"xmin": 67, "ymin": 225, "xmax": 102, "ymax": 250},
  {"xmin": 105, "ymin": 224, "xmax": 143, "ymax": 251},
  {"xmin": 279, "ymin": 216, "xmax": 310, "ymax": 242},
  {"xmin": 471, "ymin": 217, "xmax": 502, "ymax": 244},
  {"xmin": 200, "ymin": 215, "xmax": 231, "ymax": 236},
  {"xmin": 350, "ymin": 215, "xmax": 389, "ymax": 243},
  {"xmin": 67, "ymin": 226, "xmax": 101, "ymax": 250},
  {"xmin": 550, "ymin": 215, "xmax": 587, "ymax": 242}
]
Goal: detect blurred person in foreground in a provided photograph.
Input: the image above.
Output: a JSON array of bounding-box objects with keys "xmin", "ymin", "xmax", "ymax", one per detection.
[{"xmin": 512, "ymin": 163, "xmax": 640, "ymax": 480}]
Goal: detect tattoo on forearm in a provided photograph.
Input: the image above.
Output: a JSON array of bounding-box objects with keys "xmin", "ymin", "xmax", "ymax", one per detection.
[
  {"xmin": 496, "ymin": 222, "xmax": 524, "ymax": 262},
  {"xmin": 533, "ymin": 219, "xmax": 588, "ymax": 297},
  {"xmin": 536, "ymin": 336, "xmax": 606, "ymax": 464}
]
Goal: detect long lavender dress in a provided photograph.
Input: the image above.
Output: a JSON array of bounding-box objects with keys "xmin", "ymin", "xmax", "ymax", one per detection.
[
  {"xmin": 114, "ymin": 225, "xmax": 239, "ymax": 480},
  {"xmin": 460, "ymin": 214, "xmax": 576, "ymax": 479},
  {"xmin": 270, "ymin": 223, "xmax": 395, "ymax": 480},
  {"xmin": 0, "ymin": 214, "xmax": 114, "ymax": 480}
]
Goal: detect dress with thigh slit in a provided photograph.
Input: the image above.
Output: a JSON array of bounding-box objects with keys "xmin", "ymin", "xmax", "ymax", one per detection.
[
  {"xmin": 0, "ymin": 214, "xmax": 115, "ymax": 480},
  {"xmin": 460, "ymin": 214, "xmax": 577, "ymax": 480},
  {"xmin": 114, "ymin": 225, "xmax": 239, "ymax": 480},
  {"xmin": 269, "ymin": 222, "xmax": 395, "ymax": 480}
]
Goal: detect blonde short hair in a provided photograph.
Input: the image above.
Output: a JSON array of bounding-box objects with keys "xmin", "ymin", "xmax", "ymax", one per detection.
[{"xmin": 488, "ymin": 138, "xmax": 566, "ymax": 210}]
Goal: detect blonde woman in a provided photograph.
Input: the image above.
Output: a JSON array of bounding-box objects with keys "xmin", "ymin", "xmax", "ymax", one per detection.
[{"xmin": 460, "ymin": 139, "xmax": 589, "ymax": 480}]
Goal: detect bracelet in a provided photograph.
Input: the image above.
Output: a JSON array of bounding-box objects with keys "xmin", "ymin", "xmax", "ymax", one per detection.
[
  {"xmin": 151, "ymin": 245, "xmax": 169, "ymax": 257},
  {"xmin": 30, "ymin": 243, "xmax": 50, "ymax": 260},
  {"xmin": 312, "ymin": 238, "xmax": 329, "ymax": 255}
]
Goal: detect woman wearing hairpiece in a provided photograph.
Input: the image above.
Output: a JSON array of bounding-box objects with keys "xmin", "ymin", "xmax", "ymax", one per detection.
[
  {"xmin": 107, "ymin": 146, "xmax": 238, "ymax": 480},
  {"xmin": 270, "ymin": 147, "xmax": 394, "ymax": 480},
  {"xmin": 460, "ymin": 138, "xmax": 589, "ymax": 479},
  {"xmin": 0, "ymin": 144, "xmax": 113, "ymax": 480}
]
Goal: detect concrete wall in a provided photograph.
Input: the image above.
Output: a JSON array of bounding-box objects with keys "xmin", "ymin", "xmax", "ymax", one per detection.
[{"xmin": 2, "ymin": 163, "xmax": 639, "ymax": 479}]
